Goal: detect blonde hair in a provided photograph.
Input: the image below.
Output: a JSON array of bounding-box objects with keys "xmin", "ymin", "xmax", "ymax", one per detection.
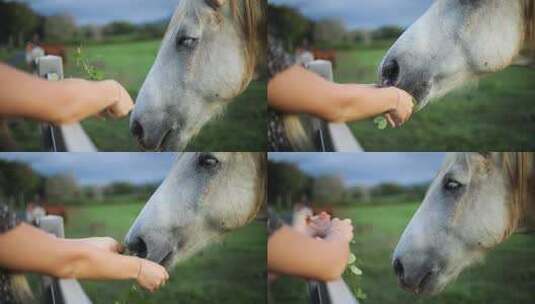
[
  {"xmin": 227, "ymin": 0, "xmax": 266, "ymax": 92},
  {"xmin": 500, "ymin": 152, "xmax": 534, "ymax": 237}
]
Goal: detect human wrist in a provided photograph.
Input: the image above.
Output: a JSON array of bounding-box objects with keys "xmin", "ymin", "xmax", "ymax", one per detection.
[
  {"xmin": 383, "ymin": 87, "xmax": 399, "ymax": 112},
  {"xmin": 325, "ymin": 83, "xmax": 353, "ymax": 122},
  {"xmin": 96, "ymin": 80, "xmax": 120, "ymax": 106}
]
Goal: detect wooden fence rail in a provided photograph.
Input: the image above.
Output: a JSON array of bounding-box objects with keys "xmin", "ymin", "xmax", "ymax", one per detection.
[{"xmin": 36, "ymin": 215, "xmax": 93, "ymax": 304}]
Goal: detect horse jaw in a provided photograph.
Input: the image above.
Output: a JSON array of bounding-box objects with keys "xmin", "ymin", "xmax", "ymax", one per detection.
[{"xmin": 380, "ymin": 0, "xmax": 525, "ymax": 108}]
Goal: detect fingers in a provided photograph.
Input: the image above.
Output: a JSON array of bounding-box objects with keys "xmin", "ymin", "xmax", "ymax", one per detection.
[
  {"xmin": 103, "ymin": 80, "xmax": 134, "ymax": 118},
  {"xmin": 385, "ymin": 113, "xmax": 396, "ymax": 128}
]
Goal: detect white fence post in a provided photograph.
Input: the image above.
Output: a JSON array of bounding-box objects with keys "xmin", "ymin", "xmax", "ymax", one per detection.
[
  {"xmin": 36, "ymin": 55, "xmax": 98, "ymax": 152},
  {"xmin": 36, "ymin": 215, "xmax": 93, "ymax": 304},
  {"xmin": 305, "ymin": 60, "xmax": 364, "ymax": 152}
]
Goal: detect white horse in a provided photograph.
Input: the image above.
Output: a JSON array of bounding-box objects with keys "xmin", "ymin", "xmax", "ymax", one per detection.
[
  {"xmin": 130, "ymin": 0, "xmax": 265, "ymax": 151},
  {"xmin": 380, "ymin": 0, "xmax": 535, "ymax": 109},
  {"xmin": 124, "ymin": 152, "xmax": 266, "ymax": 268},
  {"xmin": 393, "ymin": 152, "xmax": 535, "ymax": 295}
]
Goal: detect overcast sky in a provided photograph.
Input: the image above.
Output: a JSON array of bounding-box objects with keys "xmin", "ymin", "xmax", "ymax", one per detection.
[
  {"xmin": 269, "ymin": 0, "xmax": 434, "ymax": 29},
  {"xmin": 19, "ymin": 0, "xmax": 178, "ymax": 25},
  {"xmin": 17, "ymin": 0, "xmax": 434, "ymax": 28},
  {"xmin": 0, "ymin": 153, "xmax": 176, "ymax": 186},
  {"xmin": 269, "ymin": 153, "xmax": 445, "ymax": 186}
]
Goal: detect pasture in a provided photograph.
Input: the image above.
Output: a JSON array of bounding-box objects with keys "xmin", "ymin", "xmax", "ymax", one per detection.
[
  {"xmin": 4, "ymin": 40, "xmax": 266, "ymax": 151},
  {"xmin": 270, "ymin": 202, "xmax": 535, "ymax": 304},
  {"xmin": 335, "ymin": 45, "xmax": 535, "ymax": 151},
  {"xmin": 64, "ymin": 202, "xmax": 266, "ymax": 304}
]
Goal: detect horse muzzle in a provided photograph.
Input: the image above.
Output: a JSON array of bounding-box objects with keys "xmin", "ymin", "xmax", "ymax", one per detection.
[
  {"xmin": 392, "ymin": 255, "xmax": 444, "ymax": 295},
  {"xmin": 129, "ymin": 109, "xmax": 182, "ymax": 151},
  {"xmin": 379, "ymin": 53, "xmax": 432, "ymax": 108},
  {"xmin": 125, "ymin": 232, "xmax": 175, "ymax": 268}
]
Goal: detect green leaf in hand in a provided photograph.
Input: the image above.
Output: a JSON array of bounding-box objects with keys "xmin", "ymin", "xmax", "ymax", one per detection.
[
  {"xmin": 374, "ymin": 116, "xmax": 388, "ymax": 130},
  {"xmin": 350, "ymin": 265, "xmax": 363, "ymax": 276},
  {"xmin": 348, "ymin": 253, "xmax": 356, "ymax": 265}
]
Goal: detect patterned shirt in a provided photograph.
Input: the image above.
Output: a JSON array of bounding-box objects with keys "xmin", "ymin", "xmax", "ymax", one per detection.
[
  {"xmin": 267, "ymin": 32, "xmax": 297, "ymax": 152},
  {"xmin": 0, "ymin": 203, "xmax": 21, "ymax": 304}
]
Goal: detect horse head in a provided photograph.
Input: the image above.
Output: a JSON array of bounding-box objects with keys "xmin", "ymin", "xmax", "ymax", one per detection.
[
  {"xmin": 379, "ymin": 0, "xmax": 533, "ymax": 109},
  {"xmin": 393, "ymin": 152, "xmax": 535, "ymax": 295},
  {"xmin": 124, "ymin": 152, "xmax": 266, "ymax": 269},
  {"xmin": 130, "ymin": 0, "xmax": 265, "ymax": 151}
]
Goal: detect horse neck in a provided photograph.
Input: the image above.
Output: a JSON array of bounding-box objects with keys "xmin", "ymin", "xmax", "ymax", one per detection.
[
  {"xmin": 516, "ymin": 158, "xmax": 535, "ymax": 232},
  {"xmin": 523, "ymin": 0, "xmax": 535, "ymax": 49}
]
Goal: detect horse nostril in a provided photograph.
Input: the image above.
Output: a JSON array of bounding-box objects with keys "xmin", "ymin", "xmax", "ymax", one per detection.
[
  {"xmin": 128, "ymin": 236, "xmax": 148, "ymax": 259},
  {"xmin": 381, "ymin": 59, "xmax": 400, "ymax": 87},
  {"xmin": 131, "ymin": 119, "xmax": 144, "ymax": 140},
  {"xmin": 393, "ymin": 257, "xmax": 405, "ymax": 280}
]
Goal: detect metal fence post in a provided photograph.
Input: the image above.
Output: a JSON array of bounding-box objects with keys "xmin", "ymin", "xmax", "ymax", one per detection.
[
  {"xmin": 36, "ymin": 215, "xmax": 92, "ymax": 304},
  {"xmin": 36, "ymin": 55, "xmax": 65, "ymax": 152},
  {"xmin": 36, "ymin": 55, "xmax": 98, "ymax": 152},
  {"xmin": 305, "ymin": 60, "xmax": 364, "ymax": 152}
]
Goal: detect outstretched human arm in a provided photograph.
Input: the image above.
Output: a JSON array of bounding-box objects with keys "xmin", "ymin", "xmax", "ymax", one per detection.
[
  {"xmin": 268, "ymin": 65, "xmax": 413, "ymax": 127},
  {"xmin": 0, "ymin": 63, "xmax": 133, "ymax": 125},
  {"xmin": 0, "ymin": 223, "xmax": 168, "ymax": 292},
  {"xmin": 268, "ymin": 218, "xmax": 354, "ymax": 282}
]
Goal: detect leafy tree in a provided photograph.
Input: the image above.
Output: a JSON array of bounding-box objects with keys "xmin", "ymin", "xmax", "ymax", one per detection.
[
  {"xmin": 0, "ymin": 1, "xmax": 41, "ymax": 46},
  {"xmin": 313, "ymin": 18, "xmax": 347, "ymax": 45},
  {"xmin": 0, "ymin": 160, "xmax": 42, "ymax": 206},
  {"xmin": 372, "ymin": 25, "xmax": 404, "ymax": 40},
  {"xmin": 45, "ymin": 173, "xmax": 79, "ymax": 202},
  {"xmin": 268, "ymin": 161, "xmax": 311, "ymax": 209},
  {"xmin": 103, "ymin": 21, "xmax": 137, "ymax": 36},
  {"xmin": 311, "ymin": 175, "xmax": 346, "ymax": 204},
  {"xmin": 268, "ymin": 4, "xmax": 313, "ymax": 50},
  {"xmin": 44, "ymin": 13, "xmax": 77, "ymax": 43}
]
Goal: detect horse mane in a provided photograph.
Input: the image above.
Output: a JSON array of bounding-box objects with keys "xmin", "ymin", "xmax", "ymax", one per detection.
[
  {"xmin": 498, "ymin": 152, "xmax": 535, "ymax": 235},
  {"xmin": 169, "ymin": 0, "xmax": 266, "ymax": 93},
  {"xmin": 250, "ymin": 152, "xmax": 267, "ymax": 223},
  {"xmin": 524, "ymin": 0, "xmax": 535, "ymax": 48},
  {"xmin": 227, "ymin": 0, "xmax": 266, "ymax": 92}
]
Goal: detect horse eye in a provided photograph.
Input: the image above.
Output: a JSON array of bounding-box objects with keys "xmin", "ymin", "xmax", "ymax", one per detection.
[
  {"xmin": 176, "ymin": 36, "xmax": 199, "ymax": 49},
  {"xmin": 198, "ymin": 153, "xmax": 219, "ymax": 169},
  {"xmin": 444, "ymin": 178, "xmax": 463, "ymax": 191}
]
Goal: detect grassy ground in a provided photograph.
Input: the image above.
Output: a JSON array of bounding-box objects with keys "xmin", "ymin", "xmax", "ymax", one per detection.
[
  {"xmin": 3, "ymin": 40, "xmax": 266, "ymax": 151},
  {"xmin": 270, "ymin": 202, "xmax": 535, "ymax": 304},
  {"xmin": 335, "ymin": 47, "xmax": 535, "ymax": 151},
  {"xmin": 64, "ymin": 202, "xmax": 266, "ymax": 304}
]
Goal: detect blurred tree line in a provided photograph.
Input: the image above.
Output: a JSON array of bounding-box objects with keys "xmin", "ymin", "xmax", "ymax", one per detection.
[
  {"xmin": 268, "ymin": 4, "xmax": 404, "ymax": 50},
  {"xmin": 268, "ymin": 160, "xmax": 429, "ymax": 210},
  {"xmin": 0, "ymin": 0, "xmax": 168, "ymax": 48},
  {"xmin": 0, "ymin": 159, "xmax": 159, "ymax": 207}
]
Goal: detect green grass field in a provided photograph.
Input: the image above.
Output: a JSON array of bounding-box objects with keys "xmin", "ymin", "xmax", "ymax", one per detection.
[
  {"xmin": 64, "ymin": 202, "xmax": 266, "ymax": 304},
  {"xmin": 335, "ymin": 47, "xmax": 535, "ymax": 151},
  {"xmin": 4, "ymin": 40, "xmax": 266, "ymax": 151},
  {"xmin": 270, "ymin": 202, "xmax": 535, "ymax": 304}
]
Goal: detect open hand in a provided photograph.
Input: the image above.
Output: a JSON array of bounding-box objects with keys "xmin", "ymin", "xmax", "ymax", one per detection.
[
  {"xmin": 386, "ymin": 87, "xmax": 414, "ymax": 127},
  {"xmin": 136, "ymin": 259, "xmax": 169, "ymax": 292}
]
